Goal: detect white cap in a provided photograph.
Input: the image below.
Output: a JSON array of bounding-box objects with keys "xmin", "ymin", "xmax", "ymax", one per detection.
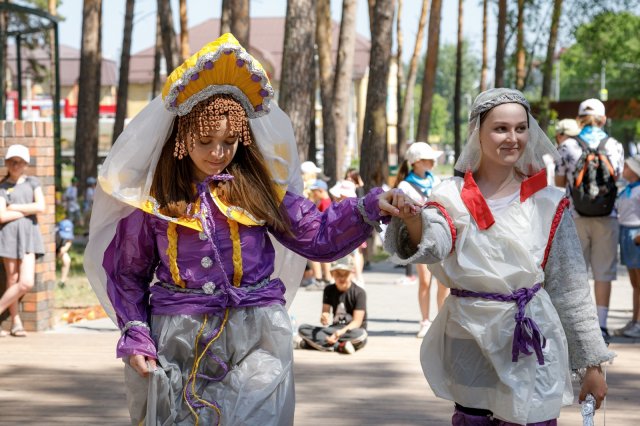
[
  {"xmin": 626, "ymin": 157, "xmax": 640, "ymax": 178},
  {"xmin": 329, "ymin": 180, "xmax": 357, "ymax": 198},
  {"xmin": 555, "ymin": 119, "xmax": 580, "ymax": 137},
  {"xmin": 300, "ymin": 160, "xmax": 322, "ymax": 174},
  {"xmin": 578, "ymin": 98, "xmax": 606, "ymax": 117},
  {"xmin": 5, "ymin": 144, "xmax": 30, "ymax": 163},
  {"xmin": 405, "ymin": 142, "xmax": 442, "ymax": 165}
]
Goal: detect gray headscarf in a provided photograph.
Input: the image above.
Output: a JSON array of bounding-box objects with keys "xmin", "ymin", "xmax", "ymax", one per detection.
[{"xmin": 455, "ymin": 88, "xmax": 560, "ymax": 175}]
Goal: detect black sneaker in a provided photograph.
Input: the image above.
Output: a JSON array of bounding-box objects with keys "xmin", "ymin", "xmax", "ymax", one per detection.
[{"xmin": 601, "ymin": 327, "xmax": 610, "ymax": 344}]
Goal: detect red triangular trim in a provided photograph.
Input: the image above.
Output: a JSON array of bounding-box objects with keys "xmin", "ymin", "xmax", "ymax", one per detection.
[
  {"xmin": 461, "ymin": 171, "xmax": 495, "ymax": 230},
  {"xmin": 541, "ymin": 197, "xmax": 570, "ymax": 270},
  {"xmin": 520, "ymin": 169, "xmax": 548, "ymax": 202}
]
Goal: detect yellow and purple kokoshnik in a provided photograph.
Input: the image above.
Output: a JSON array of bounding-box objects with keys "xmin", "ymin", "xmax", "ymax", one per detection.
[{"xmin": 161, "ymin": 33, "xmax": 274, "ymax": 118}]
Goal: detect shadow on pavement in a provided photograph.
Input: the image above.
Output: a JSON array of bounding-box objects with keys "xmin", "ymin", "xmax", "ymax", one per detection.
[{"xmin": 0, "ymin": 364, "xmax": 129, "ymax": 424}]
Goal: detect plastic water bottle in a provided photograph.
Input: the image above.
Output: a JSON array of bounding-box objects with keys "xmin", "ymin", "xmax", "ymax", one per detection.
[
  {"xmin": 290, "ymin": 314, "xmax": 298, "ymax": 334},
  {"xmin": 581, "ymin": 394, "xmax": 595, "ymax": 426}
]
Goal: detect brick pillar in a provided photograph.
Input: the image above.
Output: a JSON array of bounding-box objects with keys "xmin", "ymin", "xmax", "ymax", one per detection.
[{"xmin": 0, "ymin": 120, "xmax": 56, "ymax": 332}]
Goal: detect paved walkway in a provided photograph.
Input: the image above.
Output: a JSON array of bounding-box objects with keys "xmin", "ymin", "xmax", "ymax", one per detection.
[{"xmin": 1, "ymin": 260, "xmax": 638, "ymax": 425}]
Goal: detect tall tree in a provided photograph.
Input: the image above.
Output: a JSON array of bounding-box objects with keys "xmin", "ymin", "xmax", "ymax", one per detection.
[
  {"xmin": 279, "ymin": 0, "xmax": 316, "ymax": 162},
  {"xmin": 230, "ymin": 0, "xmax": 250, "ymax": 48},
  {"xmin": 315, "ymin": 0, "xmax": 334, "ymax": 165},
  {"xmin": 416, "ymin": 0, "xmax": 442, "ymax": 143},
  {"xmin": 48, "ymin": 0, "xmax": 58, "ymax": 105},
  {"xmin": 326, "ymin": 0, "xmax": 357, "ymax": 184},
  {"xmin": 361, "ymin": 0, "xmax": 396, "ymax": 190},
  {"xmin": 179, "ymin": 0, "xmax": 190, "ymax": 60},
  {"xmin": 397, "ymin": 0, "xmax": 429, "ymax": 158},
  {"xmin": 515, "ymin": 0, "xmax": 526, "ymax": 90},
  {"xmin": 396, "ymin": 0, "xmax": 404, "ymax": 158},
  {"xmin": 151, "ymin": 13, "xmax": 162, "ymax": 98},
  {"xmin": 74, "ymin": 0, "xmax": 102, "ymax": 193},
  {"xmin": 157, "ymin": 0, "xmax": 180, "ymax": 72},
  {"xmin": 539, "ymin": 0, "xmax": 563, "ymax": 131},
  {"xmin": 220, "ymin": 0, "xmax": 231, "ymax": 35},
  {"xmin": 479, "ymin": 0, "xmax": 488, "ymax": 92},
  {"xmin": 494, "ymin": 0, "xmax": 507, "ymax": 87},
  {"xmin": 112, "ymin": 0, "xmax": 135, "ymax": 144},
  {"xmin": 454, "ymin": 0, "xmax": 463, "ymax": 163}
]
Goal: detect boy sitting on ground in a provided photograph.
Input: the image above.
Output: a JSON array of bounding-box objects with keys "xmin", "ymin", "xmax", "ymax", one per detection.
[{"xmin": 297, "ymin": 256, "xmax": 368, "ymax": 354}]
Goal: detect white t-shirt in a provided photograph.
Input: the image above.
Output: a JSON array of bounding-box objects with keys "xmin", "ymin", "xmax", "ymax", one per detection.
[
  {"xmin": 617, "ymin": 184, "xmax": 640, "ymax": 227},
  {"xmin": 486, "ymin": 190, "xmax": 520, "ymax": 215},
  {"xmin": 398, "ymin": 174, "xmax": 442, "ymax": 205}
]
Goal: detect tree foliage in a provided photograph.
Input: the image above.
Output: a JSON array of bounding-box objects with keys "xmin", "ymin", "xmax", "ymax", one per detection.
[
  {"xmin": 559, "ymin": 11, "xmax": 640, "ymax": 100},
  {"xmin": 413, "ymin": 41, "xmax": 479, "ymax": 146}
]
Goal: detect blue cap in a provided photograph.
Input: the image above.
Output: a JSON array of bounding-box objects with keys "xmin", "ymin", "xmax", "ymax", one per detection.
[
  {"xmin": 309, "ymin": 179, "xmax": 328, "ymax": 191},
  {"xmin": 58, "ymin": 219, "xmax": 74, "ymax": 240}
]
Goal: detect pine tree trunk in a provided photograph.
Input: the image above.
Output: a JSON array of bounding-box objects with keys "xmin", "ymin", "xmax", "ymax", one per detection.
[
  {"xmin": 398, "ymin": 0, "xmax": 429, "ymax": 157},
  {"xmin": 494, "ymin": 0, "xmax": 507, "ymax": 88},
  {"xmin": 396, "ymin": 0, "xmax": 405, "ymax": 158},
  {"xmin": 151, "ymin": 13, "xmax": 162, "ymax": 98},
  {"xmin": 279, "ymin": 0, "xmax": 316, "ymax": 163},
  {"xmin": 327, "ymin": 0, "xmax": 357, "ymax": 184},
  {"xmin": 112, "ymin": 0, "xmax": 134, "ymax": 144},
  {"xmin": 480, "ymin": 0, "xmax": 488, "ymax": 92},
  {"xmin": 316, "ymin": 0, "xmax": 334, "ymax": 166},
  {"xmin": 416, "ymin": 0, "xmax": 442, "ymax": 143},
  {"xmin": 515, "ymin": 0, "xmax": 526, "ymax": 90},
  {"xmin": 49, "ymin": 0, "xmax": 57, "ymax": 106},
  {"xmin": 454, "ymin": 0, "xmax": 463, "ymax": 164},
  {"xmin": 230, "ymin": 0, "xmax": 250, "ymax": 48},
  {"xmin": 75, "ymin": 0, "xmax": 102, "ymax": 195},
  {"xmin": 157, "ymin": 0, "xmax": 180, "ymax": 72},
  {"xmin": 361, "ymin": 0, "xmax": 395, "ymax": 191},
  {"xmin": 539, "ymin": 0, "xmax": 564, "ymax": 131},
  {"xmin": 221, "ymin": 0, "xmax": 231, "ymax": 35},
  {"xmin": 179, "ymin": 0, "xmax": 190, "ymax": 60}
]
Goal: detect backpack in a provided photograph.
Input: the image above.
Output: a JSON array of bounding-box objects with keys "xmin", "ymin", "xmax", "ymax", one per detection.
[{"xmin": 570, "ymin": 135, "xmax": 617, "ymax": 217}]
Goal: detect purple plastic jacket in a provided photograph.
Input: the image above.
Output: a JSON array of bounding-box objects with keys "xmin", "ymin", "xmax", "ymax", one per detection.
[{"xmin": 103, "ymin": 188, "xmax": 387, "ymax": 358}]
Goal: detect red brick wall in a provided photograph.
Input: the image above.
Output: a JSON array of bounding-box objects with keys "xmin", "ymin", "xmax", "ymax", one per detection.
[{"xmin": 0, "ymin": 121, "xmax": 56, "ymax": 331}]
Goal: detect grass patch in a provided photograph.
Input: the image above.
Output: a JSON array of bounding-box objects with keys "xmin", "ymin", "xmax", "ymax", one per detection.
[{"xmin": 55, "ymin": 241, "xmax": 99, "ymax": 309}]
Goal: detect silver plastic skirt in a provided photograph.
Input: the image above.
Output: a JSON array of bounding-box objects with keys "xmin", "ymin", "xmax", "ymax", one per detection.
[{"xmin": 124, "ymin": 304, "xmax": 295, "ymax": 425}]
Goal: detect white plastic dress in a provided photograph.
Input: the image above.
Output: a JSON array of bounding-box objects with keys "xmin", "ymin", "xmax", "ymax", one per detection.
[{"xmin": 422, "ymin": 176, "xmax": 573, "ymax": 424}]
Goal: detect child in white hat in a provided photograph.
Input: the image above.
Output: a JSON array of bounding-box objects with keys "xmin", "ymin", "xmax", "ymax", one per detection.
[
  {"xmin": 393, "ymin": 142, "xmax": 448, "ymax": 337},
  {"xmin": 615, "ymin": 156, "xmax": 640, "ymax": 338}
]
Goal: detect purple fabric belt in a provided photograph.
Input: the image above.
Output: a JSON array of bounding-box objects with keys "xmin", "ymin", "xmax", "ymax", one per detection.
[{"xmin": 450, "ymin": 283, "xmax": 546, "ymax": 365}]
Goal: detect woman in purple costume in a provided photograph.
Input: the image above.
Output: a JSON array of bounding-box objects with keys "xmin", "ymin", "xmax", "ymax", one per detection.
[{"xmin": 84, "ymin": 34, "xmax": 405, "ymax": 426}]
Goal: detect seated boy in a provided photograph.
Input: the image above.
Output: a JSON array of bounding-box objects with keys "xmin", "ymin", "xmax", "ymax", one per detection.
[{"xmin": 297, "ymin": 256, "xmax": 368, "ymax": 354}]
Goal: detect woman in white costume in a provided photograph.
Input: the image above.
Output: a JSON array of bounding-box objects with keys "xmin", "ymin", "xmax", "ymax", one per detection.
[{"xmin": 385, "ymin": 88, "xmax": 612, "ymax": 425}]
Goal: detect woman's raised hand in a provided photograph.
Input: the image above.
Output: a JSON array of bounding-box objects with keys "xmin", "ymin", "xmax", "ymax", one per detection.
[{"xmin": 378, "ymin": 188, "xmax": 421, "ymax": 219}]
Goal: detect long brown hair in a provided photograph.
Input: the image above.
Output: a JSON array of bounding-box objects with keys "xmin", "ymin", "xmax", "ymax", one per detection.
[
  {"xmin": 393, "ymin": 160, "xmax": 410, "ymax": 188},
  {"xmin": 150, "ymin": 101, "xmax": 291, "ymax": 235}
]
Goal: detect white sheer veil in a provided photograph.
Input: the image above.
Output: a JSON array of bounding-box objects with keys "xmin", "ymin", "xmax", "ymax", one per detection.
[
  {"xmin": 455, "ymin": 88, "xmax": 560, "ymax": 175},
  {"xmin": 85, "ymin": 99, "xmax": 305, "ymax": 324}
]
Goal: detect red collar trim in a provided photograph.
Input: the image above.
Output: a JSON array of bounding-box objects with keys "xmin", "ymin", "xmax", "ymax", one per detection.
[
  {"xmin": 520, "ymin": 169, "xmax": 548, "ymax": 202},
  {"xmin": 460, "ymin": 169, "xmax": 548, "ymax": 230},
  {"xmin": 461, "ymin": 171, "xmax": 495, "ymax": 230}
]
